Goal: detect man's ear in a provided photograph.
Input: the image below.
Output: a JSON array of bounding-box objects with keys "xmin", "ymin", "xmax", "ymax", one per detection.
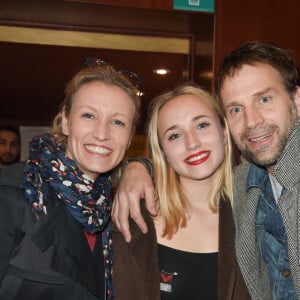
[
  {"xmin": 61, "ymin": 110, "xmax": 69, "ymax": 136},
  {"xmin": 293, "ymin": 86, "xmax": 300, "ymax": 117}
]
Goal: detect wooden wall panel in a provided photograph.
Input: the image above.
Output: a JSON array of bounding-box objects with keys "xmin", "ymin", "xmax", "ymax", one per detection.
[
  {"xmin": 260, "ymin": 0, "xmax": 300, "ymax": 65},
  {"xmin": 67, "ymin": 0, "xmax": 173, "ymax": 10},
  {"xmin": 0, "ymin": 0, "xmax": 214, "ymax": 129},
  {"xmin": 214, "ymin": 0, "xmax": 263, "ymax": 74},
  {"xmin": 214, "ymin": 0, "xmax": 300, "ymax": 75},
  {"xmin": 0, "ymin": 0, "xmax": 210, "ymax": 36}
]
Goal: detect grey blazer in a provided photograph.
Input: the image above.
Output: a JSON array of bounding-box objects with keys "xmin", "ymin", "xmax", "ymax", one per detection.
[{"xmin": 233, "ymin": 121, "xmax": 300, "ymax": 299}]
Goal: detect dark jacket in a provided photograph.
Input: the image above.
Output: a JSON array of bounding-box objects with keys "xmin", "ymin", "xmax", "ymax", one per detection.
[
  {"xmin": 0, "ymin": 185, "xmax": 106, "ymax": 300},
  {"xmin": 0, "ymin": 162, "xmax": 24, "ymax": 187},
  {"xmin": 112, "ymin": 198, "xmax": 250, "ymax": 300}
]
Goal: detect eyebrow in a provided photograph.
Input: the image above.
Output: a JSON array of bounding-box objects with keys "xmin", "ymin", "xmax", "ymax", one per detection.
[{"xmin": 252, "ymin": 87, "xmax": 274, "ymax": 98}]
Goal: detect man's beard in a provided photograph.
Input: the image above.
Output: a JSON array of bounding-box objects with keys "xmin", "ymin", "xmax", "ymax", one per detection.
[
  {"xmin": 0, "ymin": 153, "xmax": 17, "ymax": 166},
  {"xmin": 237, "ymin": 102, "xmax": 299, "ymax": 168}
]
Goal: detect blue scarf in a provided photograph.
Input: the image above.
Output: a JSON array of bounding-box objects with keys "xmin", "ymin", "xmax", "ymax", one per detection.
[{"xmin": 22, "ymin": 133, "xmax": 114, "ymax": 297}]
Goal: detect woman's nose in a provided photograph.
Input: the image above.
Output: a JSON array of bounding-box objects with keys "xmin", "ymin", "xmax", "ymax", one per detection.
[
  {"xmin": 185, "ymin": 133, "xmax": 200, "ymax": 151},
  {"xmin": 93, "ymin": 122, "xmax": 110, "ymax": 140}
]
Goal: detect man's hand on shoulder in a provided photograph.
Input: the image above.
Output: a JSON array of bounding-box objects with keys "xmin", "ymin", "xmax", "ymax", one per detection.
[{"xmin": 112, "ymin": 160, "xmax": 156, "ymax": 242}]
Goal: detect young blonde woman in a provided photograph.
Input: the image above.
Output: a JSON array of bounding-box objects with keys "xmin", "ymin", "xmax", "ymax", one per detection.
[{"xmin": 112, "ymin": 83, "xmax": 250, "ymax": 299}]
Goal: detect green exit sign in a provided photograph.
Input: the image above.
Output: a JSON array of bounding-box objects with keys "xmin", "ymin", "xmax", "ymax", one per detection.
[{"xmin": 174, "ymin": 0, "xmax": 214, "ymax": 12}]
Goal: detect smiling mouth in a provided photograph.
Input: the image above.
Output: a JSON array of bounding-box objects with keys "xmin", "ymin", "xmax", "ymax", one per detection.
[
  {"xmin": 248, "ymin": 132, "xmax": 273, "ymax": 143},
  {"xmin": 185, "ymin": 152, "xmax": 209, "ymax": 163},
  {"xmin": 85, "ymin": 145, "xmax": 111, "ymax": 155}
]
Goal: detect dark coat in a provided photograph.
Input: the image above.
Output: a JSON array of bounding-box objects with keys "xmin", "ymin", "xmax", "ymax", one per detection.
[
  {"xmin": 0, "ymin": 185, "xmax": 106, "ymax": 300},
  {"xmin": 112, "ymin": 198, "xmax": 250, "ymax": 300},
  {"xmin": 0, "ymin": 162, "xmax": 24, "ymax": 187}
]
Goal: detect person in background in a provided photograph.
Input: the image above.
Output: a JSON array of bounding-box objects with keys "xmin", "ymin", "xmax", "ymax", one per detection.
[
  {"xmin": 0, "ymin": 57, "xmax": 141, "ymax": 300},
  {"xmin": 0, "ymin": 125, "xmax": 21, "ymax": 168},
  {"xmin": 112, "ymin": 83, "xmax": 250, "ymax": 299},
  {"xmin": 112, "ymin": 41, "xmax": 300, "ymax": 299},
  {"xmin": 0, "ymin": 126, "xmax": 23, "ymax": 186}
]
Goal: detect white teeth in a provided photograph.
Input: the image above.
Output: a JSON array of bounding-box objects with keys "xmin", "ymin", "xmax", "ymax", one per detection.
[
  {"xmin": 187, "ymin": 153, "xmax": 207, "ymax": 162},
  {"xmin": 86, "ymin": 145, "xmax": 111, "ymax": 154},
  {"xmin": 250, "ymin": 133, "xmax": 272, "ymax": 142}
]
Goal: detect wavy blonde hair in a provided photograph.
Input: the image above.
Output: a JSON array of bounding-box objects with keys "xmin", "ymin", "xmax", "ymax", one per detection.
[
  {"xmin": 147, "ymin": 83, "xmax": 233, "ymax": 238},
  {"xmin": 51, "ymin": 65, "xmax": 141, "ymax": 146}
]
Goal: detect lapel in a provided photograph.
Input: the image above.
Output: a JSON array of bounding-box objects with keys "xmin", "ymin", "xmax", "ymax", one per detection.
[
  {"xmin": 233, "ymin": 163, "xmax": 270, "ymax": 299},
  {"xmin": 277, "ymin": 179, "xmax": 300, "ymax": 293},
  {"xmin": 218, "ymin": 197, "xmax": 237, "ymax": 300},
  {"xmin": 111, "ymin": 199, "xmax": 161, "ymax": 300},
  {"xmin": 30, "ymin": 188, "xmax": 104, "ymax": 297},
  {"xmin": 279, "ymin": 189, "xmax": 299, "ymax": 260},
  {"xmin": 275, "ymin": 121, "xmax": 300, "ymax": 267}
]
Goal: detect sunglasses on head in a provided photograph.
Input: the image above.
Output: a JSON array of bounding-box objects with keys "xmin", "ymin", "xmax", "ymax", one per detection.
[{"xmin": 85, "ymin": 57, "xmax": 143, "ymax": 90}]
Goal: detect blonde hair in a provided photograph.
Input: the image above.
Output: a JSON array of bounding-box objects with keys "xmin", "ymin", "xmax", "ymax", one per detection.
[
  {"xmin": 51, "ymin": 65, "xmax": 141, "ymax": 146},
  {"xmin": 147, "ymin": 83, "xmax": 233, "ymax": 238}
]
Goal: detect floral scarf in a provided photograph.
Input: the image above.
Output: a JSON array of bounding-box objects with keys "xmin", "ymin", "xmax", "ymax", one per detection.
[{"xmin": 22, "ymin": 133, "xmax": 114, "ymax": 297}]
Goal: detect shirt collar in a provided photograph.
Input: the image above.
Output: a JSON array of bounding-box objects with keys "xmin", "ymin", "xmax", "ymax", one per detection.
[{"xmin": 246, "ymin": 163, "xmax": 269, "ymax": 192}]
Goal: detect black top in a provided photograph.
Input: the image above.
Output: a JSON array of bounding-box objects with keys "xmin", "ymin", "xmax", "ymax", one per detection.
[{"xmin": 158, "ymin": 244, "xmax": 218, "ymax": 300}]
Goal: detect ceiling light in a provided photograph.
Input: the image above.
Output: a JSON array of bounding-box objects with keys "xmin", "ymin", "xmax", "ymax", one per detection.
[{"xmin": 153, "ymin": 68, "xmax": 171, "ymax": 75}]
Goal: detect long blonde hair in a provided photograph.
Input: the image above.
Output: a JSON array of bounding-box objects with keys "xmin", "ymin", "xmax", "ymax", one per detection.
[{"xmin": 147, "ymin": 83, "xmax": 233, "ymax": 238}]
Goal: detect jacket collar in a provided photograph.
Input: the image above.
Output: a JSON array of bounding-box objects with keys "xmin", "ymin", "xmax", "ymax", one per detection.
[
  {"xmin": 246, "ymin": 163, "xmax": 269, "ymax": 192},
  {"xmin": 275, "ymin": 120, "xmax": 300, "ymax": 189}
]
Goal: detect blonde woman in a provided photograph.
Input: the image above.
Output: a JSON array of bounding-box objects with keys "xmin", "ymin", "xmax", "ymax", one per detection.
[
  {"xmin": 113, "ymin": 84, "xmax": 250, "ymax": 299},
  {"xmin": 0, "ymin": 57, "xmax": 141, "ymax": 300}
]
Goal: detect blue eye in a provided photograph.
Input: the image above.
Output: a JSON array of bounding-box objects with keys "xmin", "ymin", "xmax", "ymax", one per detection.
[
  {"xmin": 228, "ymin": 106, "xmax": 242, "ymax": 116},
  {"xmin": 261, "ymin": 96, "xmax": 270, "ymax": 103},
  {"xmin": 168, "ymin": 133, "xmax": 180, "ymax": 141},
  {"xmin": 113, "ymin": 119, "xmax": 125, "ymax": 127},
  {"xmin": 198, "ymin": 122, "xmax": 209, "ymax": 129},
  {"xmin": 82, "ymin": 113, "xmax": 94, "ymax": 119}
]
